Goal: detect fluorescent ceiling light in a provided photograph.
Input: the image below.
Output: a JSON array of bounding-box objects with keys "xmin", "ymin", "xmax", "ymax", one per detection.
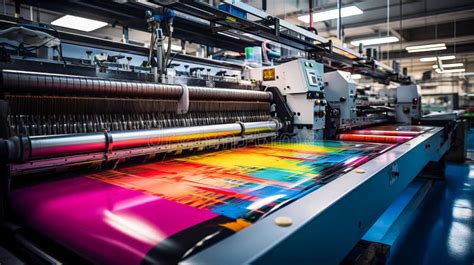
[
  {"xmin": 420, "ymin": 55, "xmax": 455, "ymax": 62},
  {"xmin": 350, "ymin": 36, "xmax": 399, "ymax": 46},
  {"xmin": 351, "ymin": 74, "xmax": 362, "ymax": 80},
  {"xmin": 406, "ymin": 43, "xmax": 446, "ymax": 53},
  {"xmin": 407, "ymin": 46, "xmax": 446, "ymax": 53},
  {"xmin": 298, "ymin": 6, "xmax": 363, "ymax": 23},
  {"xmin": 406, "ymin": 43, "xmax": 445, "ymax": 50},
  {"xmin": 51, "ymin": 15, "xmax": 107, "ymax": 32},
  {"xmin": 432, "ymin": 63, "xmax": 463, "ymax": 69},
  {"xmin": 217, "ymin": 32, "xmax": 241, "ymax": 40},
  {"xmin": 435, "ymin": 68, "xmax": 465, "ymax": 74}
]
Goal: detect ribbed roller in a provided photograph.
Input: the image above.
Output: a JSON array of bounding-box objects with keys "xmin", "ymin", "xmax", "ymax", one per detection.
[
  {"xmin": 1, "ymin": 70, "xmax": 272, "ymax": 102},
  {"xmin": 1, "ymin": 70, "xmax": 183, "ymax": 99},
  {"xmin": 188, "ymin": 86, "xmax": 272, "ymax": 101}
]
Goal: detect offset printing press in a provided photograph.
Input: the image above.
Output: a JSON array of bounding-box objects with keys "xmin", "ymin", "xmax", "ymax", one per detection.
[
  {"xmin": 0, "ymin": 1, "xmax": 455, "ymax": 264},
  {"xmin": 0, "ymin": 67, "xmax": 452, "ymax": 265}
]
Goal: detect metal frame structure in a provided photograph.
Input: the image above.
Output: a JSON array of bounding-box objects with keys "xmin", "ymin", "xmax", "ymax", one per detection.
[
  {"xmin": 152, "ymin": 0, "xmax": 411, "ymax": 85},
  {"xmin": 20, "ymin": 0, "xmax": 412, "ymax": 84}
]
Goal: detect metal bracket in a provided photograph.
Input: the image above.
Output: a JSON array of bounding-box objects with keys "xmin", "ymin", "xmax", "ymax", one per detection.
[
  {"xmin": 177, "ymin": 84, "xmax": 189, "ymax": 114},
  {"xmin": 389, "ymin": 163, "xmax": 400, "ymax": 185}
]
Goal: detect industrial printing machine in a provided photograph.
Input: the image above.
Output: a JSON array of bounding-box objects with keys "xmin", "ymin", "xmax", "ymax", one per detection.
[{"xmin": 0, "ymin": 1, "xmax": 457, "ymax": 265}]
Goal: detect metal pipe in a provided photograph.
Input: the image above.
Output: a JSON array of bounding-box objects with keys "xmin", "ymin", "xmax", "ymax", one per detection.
[
  {"xmin": 337, "ymin": 0, "xmax": 342, "ymax": 40},
  {"xmin": 1, "ymin": 70, "xmax": 272, "ymax": 101},
  {"xmin": 9, "ymin": 120, "xmax": 280, "ymax": 161},
  {"xmin": 30, "ymin": 133, "xmax": 107, "ymax": 159}
]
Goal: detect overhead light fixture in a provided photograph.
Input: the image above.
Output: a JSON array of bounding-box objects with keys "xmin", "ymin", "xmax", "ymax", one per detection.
[
  {"xmin": 351, "ymin": 74, "xmax": 362, "ymax": 80},
  {"xmin": 432, "ymin": 63, "xmax": 463, "ymax": 69},
  {"xmin": 407, "ymin": 47, "xmax": 446, "ymax": 53},
  {"xmin": 435, "ymin": 68, "xmax": 465, "ymax": 74},
  {"xmin": 420, "ymin": 55, "xmax": 455, "ymax": 62},
  {"xmin": 298, "ymin": 6, "xmax": 363, "ymax": 23},
  {"xmin": 51, "ymin": 15, "xmax": 107, "ymax": 32},
  {"xmin": 217, "ymin": 32, "xmax": 241, "ymax": 40},
  {"xmin": 350, "ymin": 36, "xmax": 399, "ymax": 46},
  {"xmin": 406, "ymin": 43, "xmax": 446, "ymax": 50},
  {"xmin": 405, "ymin": 43, "xmax": 446, "ymax": 53}
]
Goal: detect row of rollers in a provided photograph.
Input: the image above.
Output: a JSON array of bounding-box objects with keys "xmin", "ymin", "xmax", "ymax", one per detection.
[
  {"xmin": 4, "ymin": 72, "xmax": 272, "ymax": 101},
  {"xmin": 8, "ymin": 112, "xmax": 271, "ymax": 136}
]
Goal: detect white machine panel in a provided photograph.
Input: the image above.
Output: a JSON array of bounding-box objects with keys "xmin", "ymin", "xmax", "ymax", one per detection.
[
  {"xmin": 324, "ymin": 70, "xmax": 357, "ymax": 124},
  {"xmin": 396, "ymin": 84, "xmax": 421, "ymax": 123},
  {"xmin": 245, "ymin": 59, "xmax": 325, "ymax": 138}
]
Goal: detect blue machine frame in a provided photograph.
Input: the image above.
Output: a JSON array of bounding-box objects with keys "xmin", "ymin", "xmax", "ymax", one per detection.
[{"xmin": 183, "ymin": 127, "xmax": 450, "ymax": 264}]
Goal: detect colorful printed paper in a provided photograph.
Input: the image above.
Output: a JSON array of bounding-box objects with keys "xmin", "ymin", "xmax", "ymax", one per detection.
[{"xmin": 10, "ymin": 140, "xmax": 391, "ymax": 264}]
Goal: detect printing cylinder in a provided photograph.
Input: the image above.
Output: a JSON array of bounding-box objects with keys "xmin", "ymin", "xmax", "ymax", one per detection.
[
  {"xmin": 1, "ymin": 70, "xmax": 182, "ymax": 99},
  {"xmin": 29, "ymin": 133, "xmax": 107, "ymax": 158},
  {"xmin": 1, "ymin": 70, "xmax": 272, "ymax": 102},
  {"xmin": 349, "ymin": 130, "xmax": 420, "ymax": 137},
  {"xmin": 110, "ymin": 123, "xmax": 243, "ymax": 150},
  {"xmin": 339, "ymin": 134, "xmax": 412, "ymax": 144},
  {"xmin": 188, "ymin": 86, "xmax": 272, "ymax": 101},
  {"xmin": 7, "ymin": 120, "xmax": 280, "ymax": 161},
  {"xmin": 243, "ymin": 120, "xmax": 281, "ymax": 134}
]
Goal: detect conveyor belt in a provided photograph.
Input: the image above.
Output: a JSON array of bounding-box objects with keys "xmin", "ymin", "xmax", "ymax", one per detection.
[{"xmin": 9, "ymin": 140, "xmax": 390, "ymax": 264}]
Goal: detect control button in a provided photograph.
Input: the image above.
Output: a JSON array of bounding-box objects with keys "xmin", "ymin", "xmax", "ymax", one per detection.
[{"xmin": 275, "ymin": 216, "xmax": 293, "ymax": 227}]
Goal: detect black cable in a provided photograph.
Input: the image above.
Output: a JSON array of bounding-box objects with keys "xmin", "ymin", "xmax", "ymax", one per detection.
[{"xmin": 166, "ymin": 52, "xmax": 179, "ymax": 68}]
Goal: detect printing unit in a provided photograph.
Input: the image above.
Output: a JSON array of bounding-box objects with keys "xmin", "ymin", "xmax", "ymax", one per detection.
[
  {"xmin": 245, "ymin": 58, "xmax": 326, "ymax": 139},
  {"xmin": 0, "ymin": 1, "xmax": 464, "ymax": 265}
]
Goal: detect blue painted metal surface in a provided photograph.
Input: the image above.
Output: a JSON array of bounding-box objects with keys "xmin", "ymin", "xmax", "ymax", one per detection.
[
  {"xmin": 468, "ymin": 128, "xmax": 474, "ymax": 151},
  {"xmin": 387, "ymin": 163, "xmax": 473, "ymax": 265},
  {"xmin": 362, "ymin": 180, "xmax": 425, "ymax": 244}
]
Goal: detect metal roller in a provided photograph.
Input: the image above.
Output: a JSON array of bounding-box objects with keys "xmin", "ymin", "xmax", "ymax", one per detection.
[
  {"xmin": 339, "ymin": 134, "xmax": 412, "ymax": 144},
  {"xmin": 1, "ymin": 70, "xmax": 272, "ymax": 102},
  {"xmin": 243, "ymin": 120, "xmax": 280, "ymax": 134},
  {"xmin": 2, "ymin": 70, "xmax": 182, "ymax": 99},
  {"xmin": 188, "ymin": 86, "xmax": 272, "ymax": 101},
  {"xmin": 2, "ymin": 120, "xmax": 281, "ymax": 162},
  {"xmin": 110, "ymin": 123, "xmax": 243, "ymax": 150},
  {"xmin": 30, "ymin": 133, "xmax": 107, "ymax": 159}
]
